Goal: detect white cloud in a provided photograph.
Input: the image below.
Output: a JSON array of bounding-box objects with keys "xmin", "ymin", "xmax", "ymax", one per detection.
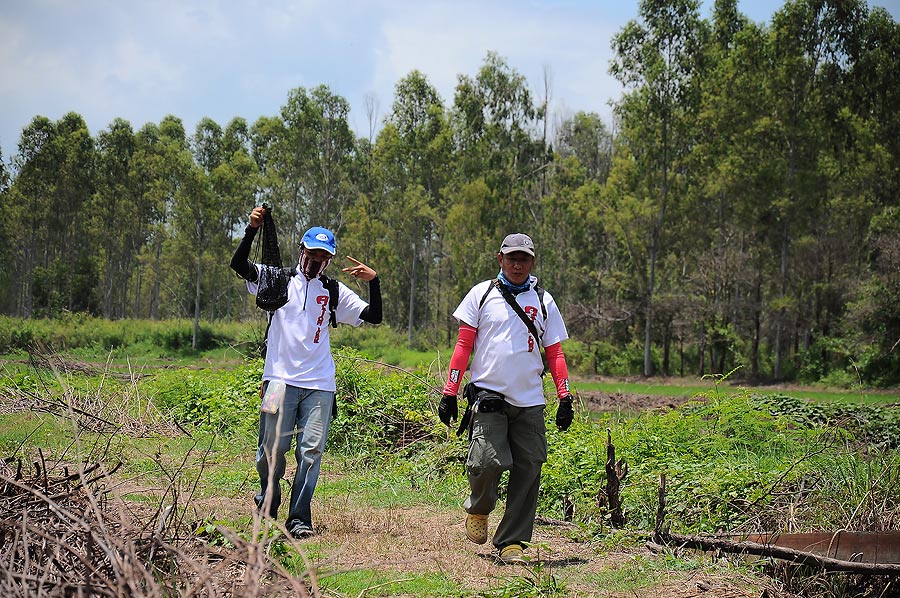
[
  {"xmin": 4, "ymin": 0, "xmax": 898, "ymax": 153},
  {"xmin": 369, "ymin": 1, "xmax": 620, "ymax": 129}
]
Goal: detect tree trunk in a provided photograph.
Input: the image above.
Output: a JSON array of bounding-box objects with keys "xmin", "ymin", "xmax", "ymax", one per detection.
[
  {"xmin": 774, "ymin": 219, "xmax": 789, "ymax": 379},
  {"xmin": 407, "ymin": 242, "xmax": 418, "ymax": 348},
  {"xmin": 193, "ymin": 254, "xmax": 202, "ymax": 350},
  {"xmin": 751, "ymin": 269, "xmax": 762, "ymax": 378}
]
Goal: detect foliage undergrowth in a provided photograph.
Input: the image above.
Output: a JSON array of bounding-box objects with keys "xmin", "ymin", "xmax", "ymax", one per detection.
[
  {"xmin": 133, "ymin": 349, "xmax": 900, "ymax": 540},
  {"xmin": 0, "ymin": 314, "xmax": 249, "ymax": 355},
  {"xmin": 3, "ymin": 344, "xmax": 900, "ymax": 597},
  {"xmin": 542, "ymin": 390, "xmax": 900, "ymax": 535}
]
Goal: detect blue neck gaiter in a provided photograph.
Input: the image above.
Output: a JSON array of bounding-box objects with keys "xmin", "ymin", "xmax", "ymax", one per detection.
[{"xmin": 497, "ymin": 270, "xmax": 531, "ymax": 295}]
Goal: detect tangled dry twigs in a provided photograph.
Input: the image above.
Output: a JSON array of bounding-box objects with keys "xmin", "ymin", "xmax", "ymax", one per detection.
[{"xmin": 0, "ymin": 453, "xmax": 320, "ymax": 597}]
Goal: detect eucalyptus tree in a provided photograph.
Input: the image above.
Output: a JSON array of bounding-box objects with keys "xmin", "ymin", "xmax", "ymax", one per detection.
[
  {"xmin": 763, "ymin": 0, "xmax": 872, "ymax": 378},
  {"xmin": 376, "ymin": 70, "xmax": 450, "ymax": 343},
  {"xmin": 174, "ymin": 117, "xmax": 251, "ymax": 345},
  {"xmin": 677, "ymin": 0, "xmax": 777, "ymax": 376},
  {"xmin": 9, "ymin": 117, "xmax": 53, "ymax": 316},
  {"xmin": 0, "ymin": 148, "xmax": 12, "ymax": 312},
  {"xmin": 93, "ymin": 118, "xmax": 138, "ymax": 318},
  {"xmin": 264, "ymin": 86, "xmax": 355, "ymax": 247},
  {"xmin": 446, "ymin": 52, "xmax": 548, "ymax": 297},
  {"xmin": 541, "ymin": 112, "xmax": 615, "ymax": 319},
  {"xmin": 128, "ymin": 122, "xmax": 171, "ymax": 318},
  {"xmin": 851, "ymin": 7, "xmax": 900, "ymax": 211},
  {"xmin": 211, "ymin": 117, "xmax": 258, "ymax": 319},
  {"xmin": 610, "ymin": 0, "xmax": 706, "ymax": 376},
  {"xmin": 847, "ymin": 206, "xmax": 900, "ymax": 385},
  {"xmin": 554, "ymin": 112, "xmax": 614, "ymax": 184},
  {"xmin": 8, "ymin": 113, "xmax": 98, "ymax": 316},
  {"xmin": 133, "ymin": 115, "xmax": 190, "ymax": 320}
]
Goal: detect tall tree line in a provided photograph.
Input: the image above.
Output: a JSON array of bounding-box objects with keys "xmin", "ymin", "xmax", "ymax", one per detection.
[{"xmin": 0, "ymin": 0, "xmax": 897, "ymax": 384}]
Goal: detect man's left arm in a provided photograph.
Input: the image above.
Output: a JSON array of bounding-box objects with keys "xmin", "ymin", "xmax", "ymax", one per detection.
[
  {"xmin": 545, "ymin": 341, "xmax": 574, "ymax": 431},
  {"xmin": 360, "ymin": 276, "xmax": 381, "ymax": 324},
  {"xmin": 341, "ymin": 256, "xmax": 381, "ymax": 324}
]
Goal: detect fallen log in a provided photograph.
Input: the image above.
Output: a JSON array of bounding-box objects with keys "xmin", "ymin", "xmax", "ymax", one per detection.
[{"xmin": 658, "ymin": 531, "xmax": 900, "ymax": 575}]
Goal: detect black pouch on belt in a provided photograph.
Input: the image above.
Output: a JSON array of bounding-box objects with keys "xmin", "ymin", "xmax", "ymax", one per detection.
[
  {"xmin": 456, "ymin": 382, "xmax": 479, "ymax": 437},
  {"xmin": 476, "ymin": 390, "xmax": 506, "ymax": 413}
]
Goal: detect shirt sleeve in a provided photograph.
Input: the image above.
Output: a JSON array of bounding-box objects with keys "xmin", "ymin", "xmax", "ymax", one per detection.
[
  {"xmin": 452, "ymin": 281, "xmax": 491, "ymax": 328},
  {"xmin": 539, "ymin": 289, "xmax": 569, "ymax": 347},
  {"xmin": 335, "ymin": 281, "xmax": 370, "ymax": 327}
]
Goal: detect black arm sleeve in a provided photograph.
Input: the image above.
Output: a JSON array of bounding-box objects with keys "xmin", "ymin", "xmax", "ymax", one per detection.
[
  {"xmin": 359, "ymin": 276, "xmax": 382, "ymax": 324},
  {"xmin": 230, "ymin": 225, "xmax": 259, "ymax": 282}
]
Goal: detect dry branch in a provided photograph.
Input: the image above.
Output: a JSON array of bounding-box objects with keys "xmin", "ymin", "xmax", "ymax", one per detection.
[{"xmin": 658, "ymin": 531, "xmax": 900, "ymax": 575}]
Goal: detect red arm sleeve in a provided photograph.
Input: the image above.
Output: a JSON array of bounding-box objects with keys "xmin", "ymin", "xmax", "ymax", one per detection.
[
  {"xmin": 442, "ymin": 324, "xmax": 477, "ymax": 396},
  {"xmin": 545, "ymin": 341, "xmax": 571, "ymax": 399}
]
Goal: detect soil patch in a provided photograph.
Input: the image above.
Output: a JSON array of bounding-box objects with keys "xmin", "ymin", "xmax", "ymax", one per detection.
[{"xmin": 578, "ymin": 390, "xmax": 696, "ymax": 413}]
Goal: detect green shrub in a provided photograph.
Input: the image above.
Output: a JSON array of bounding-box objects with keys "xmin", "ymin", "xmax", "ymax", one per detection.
[
  {"xmin": 0, "ymin": 316, "xmax": 245, "ymax": 355},
  {"xmin": 561, "ymin": 339, "xmax": 595, "ymax": 376},
  {"xmin": 592, "ymin": 340, "xmax": 651, "ymax": 376},
  {"xmin": 542, "ymin": 393, "xmax": 838, "ymax": 532},
  {"xmin": 145, "ymin": 360, "xmax": 263, "ymax": 434},
  {"xmin": 329, "ymin": 347, "xmax": 443, "ymax": 455}
]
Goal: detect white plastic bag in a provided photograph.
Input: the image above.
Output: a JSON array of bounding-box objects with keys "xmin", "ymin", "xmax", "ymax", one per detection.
[{"xmin": 261, "ymin": 380, "xmax": 286, "ymax": 414}]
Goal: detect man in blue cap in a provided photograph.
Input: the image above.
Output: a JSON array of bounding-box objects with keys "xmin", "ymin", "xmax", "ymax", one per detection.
[{"xmin": 231, "ymin": 205, "xmax": 382, "ymax": 538}]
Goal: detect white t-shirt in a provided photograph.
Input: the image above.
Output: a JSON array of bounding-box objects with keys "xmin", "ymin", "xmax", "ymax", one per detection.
[
  {"xmin": 248, "ymin": 265, "xmax": 369, "ymax": 391},
  {"xmin": 453, "ymin": 276, "xmax": 568, "ymax": 407}
]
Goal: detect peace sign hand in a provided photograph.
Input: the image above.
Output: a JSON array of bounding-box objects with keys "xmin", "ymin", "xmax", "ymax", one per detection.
[{"xmin": 342, "ymin": 256, "xmax": 377, "ymax": 281}]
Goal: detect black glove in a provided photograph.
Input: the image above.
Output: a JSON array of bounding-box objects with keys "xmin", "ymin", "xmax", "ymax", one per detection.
[
  {"xmin": 556, "ymin": 395, "xmax": 574, "ymax": 431},
  {"xmin": 438, "ymin": 394, "xmax": 458, "ymax": 427}
]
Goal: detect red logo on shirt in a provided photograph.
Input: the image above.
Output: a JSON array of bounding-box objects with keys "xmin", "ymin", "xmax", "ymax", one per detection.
[
  {"xmin": 313, "ymin": 295, "xmax": 329, "ymax": 343},
  {"xmin": 524, "ymin": 306, "xmax": 538, "ymax": 352}
]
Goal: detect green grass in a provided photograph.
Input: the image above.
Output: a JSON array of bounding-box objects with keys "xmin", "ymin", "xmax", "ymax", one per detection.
[
  {"xmin": 574, "ymin": 379, "xmax": 900, "ymax": 405},
  {"xmin": 3, "ymin": 346, "xmax": 898, "ymax": 597},
  {"xmin": 317, "ymin": 569, "xmax": 461, "ymax": 597}
]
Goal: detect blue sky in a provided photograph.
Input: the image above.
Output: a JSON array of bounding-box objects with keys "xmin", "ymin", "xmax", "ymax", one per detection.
[{"xmin": 1, "ymin": 0, "xmax": 898, "ymax": 156}]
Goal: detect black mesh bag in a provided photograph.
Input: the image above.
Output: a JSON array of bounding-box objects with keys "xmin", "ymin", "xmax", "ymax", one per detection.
[{"xmin": 254, "ymin": 205, "xmax": 291, "ymax": 312}]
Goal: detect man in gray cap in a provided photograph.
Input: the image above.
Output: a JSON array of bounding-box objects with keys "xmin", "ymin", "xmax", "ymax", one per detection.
[{"xmin": 438, "ymin": 233, "xmax": 575, "ymax": 564}]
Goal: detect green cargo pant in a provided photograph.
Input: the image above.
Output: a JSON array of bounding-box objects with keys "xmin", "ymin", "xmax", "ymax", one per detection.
[{"xmin": 464, "ymin": 399, "xmax": 547, "ymax": 550}]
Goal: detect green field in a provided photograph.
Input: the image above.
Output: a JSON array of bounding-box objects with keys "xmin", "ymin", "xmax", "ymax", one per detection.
[{"xmin": 575, "ymin": 378, "xmax": 900, "ymax": 405}]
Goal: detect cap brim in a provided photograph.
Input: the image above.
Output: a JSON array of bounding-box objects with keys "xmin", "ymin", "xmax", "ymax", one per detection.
[
  {"xmin": 500, "ymin": 247, "xmax": 535, "ymax": 256},
  {"xmin": 304, "ymin": 243, "xmax": 336, "ymax": 255}
]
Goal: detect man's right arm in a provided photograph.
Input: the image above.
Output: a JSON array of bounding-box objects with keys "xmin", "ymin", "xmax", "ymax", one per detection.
[{"xmin": 230, "ymin": 225, "xmax": 259, "ymax": 282}]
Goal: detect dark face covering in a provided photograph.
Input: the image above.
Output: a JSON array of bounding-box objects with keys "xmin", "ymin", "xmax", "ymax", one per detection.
[{"xmin": 299, "ymin": 248, "xmax": 332, "ymax": 279}]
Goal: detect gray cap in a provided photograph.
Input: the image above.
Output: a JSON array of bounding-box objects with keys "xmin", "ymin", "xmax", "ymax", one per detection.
[{"xmin": 499, "ymin": 233, "xmax": 535, "ymax": 257}]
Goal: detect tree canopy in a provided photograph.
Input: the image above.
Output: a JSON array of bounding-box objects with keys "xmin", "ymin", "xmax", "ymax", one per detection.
[{"xmin": 1, "ymin": 0, "xmax": 898, "ymax": 384}]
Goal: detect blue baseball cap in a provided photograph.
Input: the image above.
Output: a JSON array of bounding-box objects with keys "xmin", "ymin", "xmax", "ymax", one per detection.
[{"xmin": 300, "ymin": 226, "xmax": 336, "ymax": 255}]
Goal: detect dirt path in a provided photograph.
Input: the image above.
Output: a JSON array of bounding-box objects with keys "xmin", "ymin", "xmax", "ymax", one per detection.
[{"xmin": 285, "ymin": 497, "xmax": 766, "ymax": 597}]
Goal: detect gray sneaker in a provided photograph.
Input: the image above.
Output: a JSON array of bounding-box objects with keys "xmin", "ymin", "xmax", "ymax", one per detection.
[{"xmin": 289, "ymin": 524, "xmax": 314, "ymax": 539}]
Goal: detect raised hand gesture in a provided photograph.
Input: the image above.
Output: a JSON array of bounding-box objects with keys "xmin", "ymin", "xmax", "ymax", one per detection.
[{"xmin": 342, "ymin": 256, "xmax": 377, "ymax": 281}]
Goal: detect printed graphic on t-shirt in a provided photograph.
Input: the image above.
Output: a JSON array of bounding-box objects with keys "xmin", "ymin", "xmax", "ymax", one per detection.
[
  {"xmin": 313, "ymin": 294, "xmax": 329, "ymax": 343},
  {"xmin": 524, "ymin": 305, "xmax": 539, "ymax": 352}
]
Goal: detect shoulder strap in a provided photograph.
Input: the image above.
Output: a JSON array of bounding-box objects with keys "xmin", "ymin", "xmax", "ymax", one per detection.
[
  {"xmin": 319, "ymin": 274, "xmax": 339, "ymax": 328},
  {"xmin": 478, "ymin": 279, "xmax": 497, "ymax": 309},
  {"xmin": 480, "ymin": 279, "xmax": 547, "ymax": 322},
  {"xmin": 495, "ymin": 281, "xmax": 543, "ymax": 342},
  {"xmin": 478, "ymin": 279, "xmax": 548, "ymax": 376}
]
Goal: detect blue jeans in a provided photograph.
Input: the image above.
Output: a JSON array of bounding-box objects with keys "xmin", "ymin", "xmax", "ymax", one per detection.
[{"xmin": 255, "ymin": 383, "xmax": 333, "ymax": 531}]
